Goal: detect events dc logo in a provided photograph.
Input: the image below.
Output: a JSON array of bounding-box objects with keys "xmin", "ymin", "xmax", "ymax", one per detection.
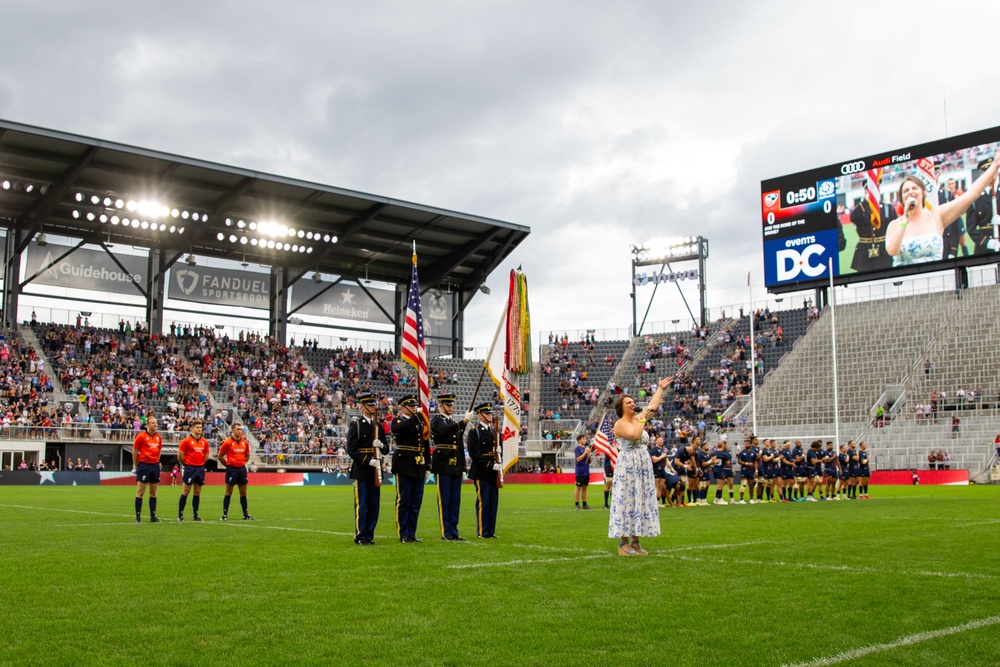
[{"xmin": 775, "ymin": 242, "xmax": 827, "ymax": 281}]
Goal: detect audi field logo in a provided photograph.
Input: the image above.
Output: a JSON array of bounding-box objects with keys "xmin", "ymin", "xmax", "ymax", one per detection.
[{"xmin": 840, "ymin": 161, "xmax": 866, "ymax": 175}]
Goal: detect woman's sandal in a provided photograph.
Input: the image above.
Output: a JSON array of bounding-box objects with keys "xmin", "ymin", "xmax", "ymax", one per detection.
[
  {"xmin": 618, "ymin": 542, "xmax": 637, "ymax": 556},
  {"xmin": 630, "ymin": 542, "xmax": 648, "ymax": 556}
]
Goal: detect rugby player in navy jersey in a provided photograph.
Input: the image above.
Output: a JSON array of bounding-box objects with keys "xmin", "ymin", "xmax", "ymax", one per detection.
[
  {"xmin": 858, "ymin": 442, "xmax": 872, "ymax": 499},
  {"xmin": 663, "ymin": 459, "xmax": 686, "ymax": 507},
  {"xmin": 847, "ymin": 440, "xmax": 861, "ymax": 499},
  {"xmin": 673, "ymin": 440, "xmax": 697, "ymax": 507},
  {"xmin": 695, "ymin": 438, "xmax": 714, "ymax": 505},
  {"xmin": 836, "ymin": 444, "xmax": 851, "ymax": 500},
  {"xmin": 822, "ymin": 441, "xmax": 839, "ymax": 500},
  {"xmin": 778, "ymin": 441, "xmax": 795, "ymax": 501},
  {"xmin": 649, "ymin": 436, "xmax": 670, "ymax": 506},
  {"xmin": 778, "ymin": 440, "xmax": 795, "ymax": 503},
  {"xmin": 757, "ymin": 439, "xmax": 776, "ymax": 502},
  {"xmin": 736, "ymin": 440, "xmax": 756, "ymax": 504},
  {"xmin": 791, "ymin": 439, "xmax": 808, "ymax": 501},
  {"xmin": 712, "ymin": 440, "xmax": 734, "ymax": 504},
  {"xmin": 804, "ymin": 441, "xmax": 823, "ymax": 501}
]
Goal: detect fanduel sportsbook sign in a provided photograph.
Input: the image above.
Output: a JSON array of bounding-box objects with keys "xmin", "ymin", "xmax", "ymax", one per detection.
[
  {"xmin": 22, "ymin": 244, "xmax": 148, "ymax": 295},
  {"xmin": 169, "ymin": 265, "xmax": 270, "ymax": 307}
]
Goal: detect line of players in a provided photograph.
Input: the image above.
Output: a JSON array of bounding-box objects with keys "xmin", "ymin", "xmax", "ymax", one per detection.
[
  {"xmin": 649, "ymin": 435, "xmax": 872, "ymax": 506},
  {"xmin": 132, "ymin": 415, "xmax": 255, "ymax": 523}
]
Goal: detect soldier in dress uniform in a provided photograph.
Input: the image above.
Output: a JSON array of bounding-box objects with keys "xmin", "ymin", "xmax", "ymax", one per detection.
[
  {"xmin": 965, "ymin": 157, "xmax": 1000, "ymax": 255},
  {"xmin": 391, "ymin": 395, "xmax": 431, "ymax": 543},
  {"xmin": 430, "ymin": 393, "xmax": 475, "ymax": 541},
  {"xmin": 347, "ymin": 392, "xmax": 388, "ymax": 545},
  {"xmin": 467, "ymin": 402, "xmax": 501, "ymax": 539}
]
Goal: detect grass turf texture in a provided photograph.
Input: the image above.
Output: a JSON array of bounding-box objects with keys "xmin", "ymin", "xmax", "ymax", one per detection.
[{"xmin": 2, "ymin": 485, "xmax": 999, "ymax": 666}]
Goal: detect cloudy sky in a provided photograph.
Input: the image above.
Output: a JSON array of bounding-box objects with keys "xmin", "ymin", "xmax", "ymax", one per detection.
[{"xmin": 2, "ymin": 0, "xmax": 1000, "ymax": 349}]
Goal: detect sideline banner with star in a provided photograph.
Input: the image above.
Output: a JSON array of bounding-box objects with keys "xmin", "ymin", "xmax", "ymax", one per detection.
[{"xmin": 291, "ymin": 279, "xmax": 396, "ymax": 324}]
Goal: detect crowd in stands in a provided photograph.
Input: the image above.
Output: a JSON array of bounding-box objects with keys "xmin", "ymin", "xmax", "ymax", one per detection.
[
  {"xmin": 0, "ymin": 329, "xmax": 56, "ymax": 436},
  {"xmin": 39, "ymin": 322, "xmax": 211, "ymax": 440}
]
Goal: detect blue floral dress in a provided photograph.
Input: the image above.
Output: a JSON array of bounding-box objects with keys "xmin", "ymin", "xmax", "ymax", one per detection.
[
  {"xmin": 608, "ymin": 429, "xmax": 660, "ymax": 538},
  {"xmin": 892, "ymin": 233, "xmax": 943, "ymax": 266}
]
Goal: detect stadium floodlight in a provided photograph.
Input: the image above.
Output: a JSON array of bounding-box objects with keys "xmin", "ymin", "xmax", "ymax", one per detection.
[
  {"xmin": 186, "ymin": 254, "xmax": 196, "ymax": 266},
  {"xmin": 478, "ymin": 284, "xmax": 491, "ymax": 295},
  {"xmin": 312, "ymin": 272, "xmax": 322, "ymax": 284},
  {"xmin": 36, "ymin": 233, "xmax": 47, "ymax": 246}
]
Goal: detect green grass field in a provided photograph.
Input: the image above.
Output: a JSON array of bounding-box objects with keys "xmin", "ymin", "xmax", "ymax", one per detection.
[{"xmin": 2, "ymin": 484, "xmax": 999, "ymax": 666}]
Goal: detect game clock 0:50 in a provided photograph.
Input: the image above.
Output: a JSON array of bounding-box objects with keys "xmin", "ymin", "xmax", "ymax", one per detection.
[{"xmin": 785, "ymin": 186, "xmax": 816, "ymax": 205}]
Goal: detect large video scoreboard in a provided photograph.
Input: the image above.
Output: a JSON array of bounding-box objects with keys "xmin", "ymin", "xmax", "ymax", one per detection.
[{"xmin": 761, "ymin": 125, "xmax": 1000, "ymax": 292}]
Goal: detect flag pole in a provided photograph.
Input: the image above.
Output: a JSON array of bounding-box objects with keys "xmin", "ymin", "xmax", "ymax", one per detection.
[
  {"xmin": 748, "ymin": 272, "xmax": 758, "ymax": 436},
  {"xmin": 829, "ymin": 258, "xmax": 840, "ymax": 447}
]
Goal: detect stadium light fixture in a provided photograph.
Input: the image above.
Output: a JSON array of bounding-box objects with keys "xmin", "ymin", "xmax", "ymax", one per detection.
[
  {"xmin": 312, "ymin": 272, "xmax": 322, "ymax": 284},
  {"xmin": 36, "ymin": 233, "xmax": 47, "ymax": 246},
  {"xmin": 186, "ymin": 254, "xmax": 197, "ymax": 266},
  {"xmin": 478, "ymin": 284, "xmax": 491, "ymax": 295}
]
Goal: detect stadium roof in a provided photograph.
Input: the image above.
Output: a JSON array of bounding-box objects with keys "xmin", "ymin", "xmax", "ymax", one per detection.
[{"xmin": 0, "ymin": 118, "xmax": 529, "ymax": 292}]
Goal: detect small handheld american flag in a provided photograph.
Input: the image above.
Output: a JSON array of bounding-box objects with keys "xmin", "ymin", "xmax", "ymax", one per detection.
[{"xmin": 590, "ymin": 412, "xmax": 618, "ymax": 469}]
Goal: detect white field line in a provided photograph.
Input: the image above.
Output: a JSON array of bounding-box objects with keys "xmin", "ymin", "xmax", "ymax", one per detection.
[
  {"xmin": 447, "ymin": 541, "xmax": 767, "ymax": 570},
  {"xmin": 0, "ymin": 503, "xmax": 128, "ymax": 518},
  {"xmin": 780, "ymin": 615, "xmax": 1000, "ymax": 667},
  {"xmin": 673, "ymin": 554, "xmax": 996, "ymax": 581},
  {"xmin": 952, "ymin": 519, "xmax": 1000, "ymax": 528}
]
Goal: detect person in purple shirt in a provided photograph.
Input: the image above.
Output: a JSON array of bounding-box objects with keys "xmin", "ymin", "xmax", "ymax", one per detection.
[{"xmin": 573, "ymin": 434, "xmax": 593, "ymax": 510}]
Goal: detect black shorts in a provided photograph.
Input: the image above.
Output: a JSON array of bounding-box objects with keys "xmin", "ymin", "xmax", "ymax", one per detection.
[
  {"xmin": 225, "ymin": 466, "xmax": 249, "ymax": 487},
  {"xmin": 714, "ymin": 468, "xmax": 733, "ymax": 479},
  {"xmin": 665, "ymin": 474, "xmax": 683, "ymax": 489},
  {"xmin": 780, "ymin": 468, "xmax": 794, "ymax": 480},
  {"xmin": 136, "ymin": 462, "xmax": 161, "ymax": 485},
  {"xmin": 575, "ymin": 474, "xmax": 590, "ymax": 487},
  {"xmin": 183, "ymin": 465, "xmax": 206, "ymax": 486}
]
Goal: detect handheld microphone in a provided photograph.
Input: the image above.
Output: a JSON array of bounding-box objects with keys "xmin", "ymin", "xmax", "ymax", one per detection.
[{"xmin": 906, "ymin": 198, "xmax": 917, "ymax": 213}]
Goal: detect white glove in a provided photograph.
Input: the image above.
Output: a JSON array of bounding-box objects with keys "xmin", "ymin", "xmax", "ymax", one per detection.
[
  {"xmin": 464, "ymin": 411, "xmax": 475, "ymax": 422},
  {"xmin": 988, "ymin": 237, "xmax": 1000, "ymax": 252},
  {"xmin": 368, "ymin": 458, "xmax": 380, "ymax": 468},
  {"xmin": 375, "ymin": 439, "xmax": 386, "ymax": 450},
  {"xmin": 130, "ymin": 468, "xmax": 137, "ymax": 474},
  {"xmin": 492, "ymin": 463, "xmax": 502, "ymax": 471}
]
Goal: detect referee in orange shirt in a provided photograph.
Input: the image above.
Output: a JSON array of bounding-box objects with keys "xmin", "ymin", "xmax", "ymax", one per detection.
[
  {"xmin": 218, "ymin": 423, "xmax": 255, "ymax": 521},
  {"xmin": 177, "ymin": 420, "xmax": 211, "ymax": 522},
  {"xmin": 132, "ymin": 414, "xmax": 163, "ymax": 523}
]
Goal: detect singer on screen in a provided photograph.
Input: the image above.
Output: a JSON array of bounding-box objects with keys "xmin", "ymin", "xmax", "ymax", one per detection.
[{"xmin": 885, "ymin": 150, "xmax": 1000, "ymax": 266}]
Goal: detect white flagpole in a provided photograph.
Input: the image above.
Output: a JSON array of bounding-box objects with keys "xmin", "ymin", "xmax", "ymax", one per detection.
[
  {"xmin": 829, "ymin": 258, "xmax": 840, "ymax": 447},
  {"xmin": 748, "ymin": 272, "xmax": 757, "ymax": 436}
]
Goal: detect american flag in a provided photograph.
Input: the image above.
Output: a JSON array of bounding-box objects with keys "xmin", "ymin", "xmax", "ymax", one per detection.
[
  {"xmin": 591, "ymin": 412, "xmax": 617, "ymax": 469},
  {"xmin": 865, "ymin": 168, "xmax": 882, "ymax": 229},
  {"xmin": 401, "ymin": 242, "xmax": 430, "ymax": 439}
]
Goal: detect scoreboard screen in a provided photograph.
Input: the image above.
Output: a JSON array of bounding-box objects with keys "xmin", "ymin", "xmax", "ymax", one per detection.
[{"xmin": 761, "ymin": 125, "xmax": 1000, "ymax": 290}]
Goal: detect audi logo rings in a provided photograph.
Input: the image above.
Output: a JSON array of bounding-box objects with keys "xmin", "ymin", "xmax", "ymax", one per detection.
[{"xmin": 840, "ymin": 161, "xmax": 866, "ymax": 175}]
